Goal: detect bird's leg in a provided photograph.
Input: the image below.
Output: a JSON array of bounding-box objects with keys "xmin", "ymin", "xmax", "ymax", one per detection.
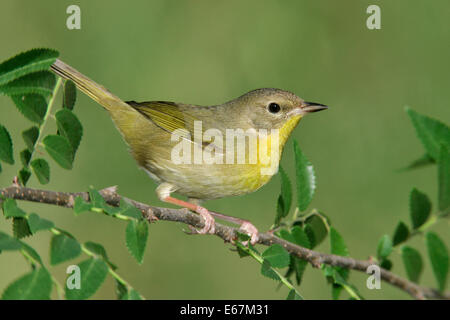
[{"xmin": 156, "ymin": 183, "xmax": 215, "ymax": 235}]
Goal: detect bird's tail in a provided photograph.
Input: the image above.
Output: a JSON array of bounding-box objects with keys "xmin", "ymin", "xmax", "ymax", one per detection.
[{"xmin": 50, "ymin": 59, "xmax": 131, "ymax": 112}]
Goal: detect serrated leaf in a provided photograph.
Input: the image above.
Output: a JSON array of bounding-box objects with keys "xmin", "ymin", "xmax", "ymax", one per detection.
[
  {"xmin": 42, "ymin": 134, "xmax": 73, "ymax": 169},
  {"xmin": 65, "ymin": 258, "xmax": 108, "ymax": 300},
  {"xmin": 330, "ymin": 227, "xmax": 349, "ymax": 257},
  {"xmin": 11, "ymin": 94, "xmax": 47, "ymax": 124},
  {"xmin": 437, "ymin": 145, "xmax": 449, "ymax": 212},
  {"xmin": 0, "ymin": 71, "xmax": 56, "ymax": 97},
  {"xmin": 260, "ymin": 259, "xmax": 280, "ymax": 280},
  {"xmin": 377, "ymin": 235, "xmax": 393, "ymax": 260},
  {"xmin": 30, "ymin": 158, "xmax": 50, "ymax": 184},
  {"xmin": 12, "ymin": 218, "xmax": 32, "ymax": 238},
  {"xmin": 274, "ymin": 166, "xmax": 292, "ymax": 225},
  {"xmin": 294, "ymin": 140, "xmax": 316, "ymax": 211},
  {"xmin": 425, "ymin": 232, "xmax": 449, "ymax": 292},
  {"xmin": 2, "ymin": 199, "xmax": 26, "ymax": 218},
  {"xmin": 0, "ymin": 125, "xmax": 14, "ymax": 164},
  {"xmin": 63, "ymin": 80, "xmax": 76, "ymax": 110},
  {"xmin": 0, "ymin": 48, "xmax": 59, "ymax": 86},
  {"xmin": 409, "ymin": 188, "xmax": 431, "ymax": 229},
  {"xmin": 0, "ymin": 231, "xmax": 22, "ymax": 251},
  {"xmin": 18, "ymin": 168, "xmax": 31, "ymax": 186},
  {"xmin": 27, "ymin": 213, "xmax": 54, "ymax": 234},
  {"xmin": 406, "ymin": 107, "xmax": 450, "ymax": 160},
  {"xmin": 392, "ymin": 221, "xmax": 410, "ymax": 246},
  {"xmin": 291, "ymin": 226, "xmax": 311, "ymax": 249},
  {"xmin": 1, "ymin": 267, "xmax": 52, "ymax": 300},
  {"xmin": 22, "ymin": 126, "xmax": 39, "ymax": 151},
  {"xmin": 55, "ymin": 109, "xmax": 83, "ymax": 153},
  {"xmin": 125, "ymin": 220, "xmax": 148, "ymax": 264},
  {"xmin": 304, "ymin": 215, "xmax": 328, "ymax": 248},
  {"xmin": 73, "ymin": 196, "xmax": 93, "ymax": 215},
  {"xmin": 401, "ymin": 246, "xmax": 423, "ymax": 283},
  {"xmin": 84, "ymin": 241, "xmax": 117, "ymax": 269},
  {"xmin": 50, "ymin": 233, "xmax": 81, "ymax": 265},
  {"xmin": 261, "ymin": 244, "xmax": 290, "ymax": 268},
  {"xmin": 20, "ymin": 149, "xmax": 31, "ymax": 167}
]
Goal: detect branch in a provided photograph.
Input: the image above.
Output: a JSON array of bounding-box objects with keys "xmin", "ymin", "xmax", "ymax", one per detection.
[{"xmin": 1, "ymin": 185, "xmax": 448, "ymax": 300}]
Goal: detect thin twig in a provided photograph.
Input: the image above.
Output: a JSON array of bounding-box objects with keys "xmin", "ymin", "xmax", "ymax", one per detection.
[{"xmin": 1, "ymin": 185, "xmax": 448, "ymax": 300}]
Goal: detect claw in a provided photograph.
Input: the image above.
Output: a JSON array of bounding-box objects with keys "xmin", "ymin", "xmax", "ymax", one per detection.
[
  {"xmin": 195, "ymin": 206, "xmax": 216, "ymax": 235},
  {"xmin": 239, "ymin": 221, "xmax": 259, "ymax": 246}
]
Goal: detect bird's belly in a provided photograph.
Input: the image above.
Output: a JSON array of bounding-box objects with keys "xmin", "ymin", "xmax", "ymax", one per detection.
[{"xmin": 144, "ymin": 160, "xmax": 276, "ymax": 200}]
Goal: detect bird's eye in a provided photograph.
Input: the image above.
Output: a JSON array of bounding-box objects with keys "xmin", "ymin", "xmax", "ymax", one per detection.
[{"xmin": 268, "ymin": 103, "xmax": 281, "ymax": 114}]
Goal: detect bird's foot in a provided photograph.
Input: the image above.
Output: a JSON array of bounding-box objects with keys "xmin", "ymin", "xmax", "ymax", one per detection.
[
  {"xmin": 194, "ymin": 206, "xmax": 216, "ymax": 235},
  {"xmin": 238, "ymin": 221, "xmax": 259, "ymax": 246}
]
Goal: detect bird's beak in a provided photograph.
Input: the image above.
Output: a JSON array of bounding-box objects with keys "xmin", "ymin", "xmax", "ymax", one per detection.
[
  {"xmin": 302, "ymin": 102, "xmax": 329, "ymax": 113},
  {"xmin": 289, "ymin": 101, "xmax": 329, "ymax": 116}
]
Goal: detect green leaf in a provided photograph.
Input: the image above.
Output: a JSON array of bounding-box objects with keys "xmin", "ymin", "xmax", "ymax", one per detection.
[
  {"xmin": 330, "ymin": 227, "xmax": 349, "ymax": 257},
  {"xmin": 73, "ymin": 196, "xmax": 93, "ymax": 215},
  {"xmin": 12, "ymin": 218, "xmax": 32, "ymax": 238},
  {"xmin": 42, "ymin": 134, "xmax": 74, "ymax": 169},
  {"xmin": 1, "ymin": 267, "xmax": 52, "ymax": 300},
  {"xmin": 2, "ymin": 199, "xmax": 26, "ymax": 218},
  {"xmin": 20, "ymin": 149, "xmax": 31, "ymax": 167},
  {"xmin": 261, "ymin": 244, "xmax": 290, "ymax": 268},
  {"xmin": 0, "ymin": 48, "xmax": 59, "ymax": 86},
  {"xmin": 286, "ymin": 289, "xmax": 302, "ymax": 300},
  {"xmin": 18, "ymin": 168, "xmax": 31, "ymax": 186},
  {"xmin": 274, "ymin": 166, "xmax": 292, "ymax": 225},
  {"xmin": 50, "ymin": 233, "xmax": 82, "ymax": 265},
  {"xmin": 63, "ymin": 80, "xmax": 76, "ymax": 110},
  {"xmin": 0, "ymin": 125, "xmax": 14, "ymax": 164},
  {"xmin": 405, "ymin": 107, "xmax": 450, "ymax": 160},
  {"xmin": 304, "ymin": 214, "xmax": 328, "ymax": 248},
  {"xmin": 260, "ymin": 259, "xmax": 280, "ymax": 280},
  {"xmin": 27, "ymin": 213, "xmax": 54, "ymax": 234},
  {"xmin": 380, "ymin": 259, "xmax": 393, "ymax": 271},
  {"xmin": 377, "ymin": 235, "xmax": 393, "ymax": 260},
  {"xmin": 437, "ymin": 145, "xmax": 449, "ymax": 212},
  {"xmin": 0, "ymin": 232, "xmax": 22, "ymax": 251},
  {"xmin": 30, "ymin": 158, "xmax": 50, "ymax": 184},
  {"xmin": 425, "ymin": 232, "xmax": 449, "ymax": 292},
  {"xmin": 22, "ymin": 126, "xmax": 39, "ymax": 151},
  {"xmin": 401, "ymin": 246, "xmax": 423, "ymax": 283},
  {"xmin": 84, "ymin": 241, "xmax": 117, "ymax": 269},
  {"xmin": 409, "ymin": 188, "xmax": 431, "ymax": 229},
  {"xmin": 118, "ymin": 200, "xmax": 143, "ymax": 219},
  {"xmin": 392, "ymin": 221, "xmax": 410, "ymax": 246},
  {"xmin": 401, "ymin": 154, "xmax": 435, "ymax": 171},
  {"xmin": 11, "ymin": 94, "xmax": 47, "ymax": 124},
  {"xmin": 0, "ymin": 71, "xmax": 56, "ymax": 97},
  {"xmin": 125, "ymin": 220, "xmax": 148, "ymax": 264},
  {"xmin": 294, "ymin": 140, "xmax": 316, "ymax": 211},
  {"xmin": 65, "ymin": 258, "xmax": 109, "ymax": 300},
  {"xmin": 291, "ymin": 226, "xmax": 311, "ymax": 249},
  {"xmin": 88, "ymin": 187, "xmax": 107, "ymax": 209},
  {"xmin": 55, "ymin": 109, "xmax": 83, "ymax": 153}
]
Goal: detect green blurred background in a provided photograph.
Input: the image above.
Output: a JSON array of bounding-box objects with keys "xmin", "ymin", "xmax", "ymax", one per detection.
[{"xmin": 0, "ymin": 0, "xmax": 449, "ymax": 299}]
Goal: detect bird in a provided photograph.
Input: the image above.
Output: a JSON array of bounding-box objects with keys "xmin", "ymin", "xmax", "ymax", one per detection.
[{"xmin": 51, "ymin": 59, "xmax": 328, "ymax": 244}]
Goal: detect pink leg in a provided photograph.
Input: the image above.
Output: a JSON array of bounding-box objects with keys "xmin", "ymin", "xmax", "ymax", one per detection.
[{"xmin": 162, "ymin": 196, "xmax": 215, "ymax": 234}]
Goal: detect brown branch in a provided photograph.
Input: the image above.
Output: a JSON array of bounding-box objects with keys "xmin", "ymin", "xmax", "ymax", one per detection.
[{"xmin": 1, "ymin": 185, "xmax": 448, "ymax": 300}]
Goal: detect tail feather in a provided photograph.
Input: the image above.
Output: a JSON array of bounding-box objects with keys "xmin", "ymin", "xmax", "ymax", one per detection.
[{"xmin": 50, "ymin": 59, "xmax": 129, "ymax": 111}]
